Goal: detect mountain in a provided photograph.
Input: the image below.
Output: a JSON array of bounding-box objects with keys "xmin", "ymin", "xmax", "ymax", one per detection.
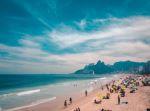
[
  {"xmin": 112, "ymin": 61, "xmax": 145, "ymax": 73},
  {"xmin": 141, "ymin": 61, "xmax": 150, "ymax": 74},
  {"xmin": 74, "ymin": 60, "xmax": 149, "ymax": 74}
]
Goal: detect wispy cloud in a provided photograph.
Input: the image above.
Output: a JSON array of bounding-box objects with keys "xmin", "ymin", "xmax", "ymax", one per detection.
[
  {"xmin": 0, "ymin": 16, "xmax": 150, "ymax": 73},
  {"xmin": 75, "ymin": 19, "xmax": 87, "ymax": 29},
  {"xmin": 49, "ymin": 16, "xmax": 150, "ymax": 50}
]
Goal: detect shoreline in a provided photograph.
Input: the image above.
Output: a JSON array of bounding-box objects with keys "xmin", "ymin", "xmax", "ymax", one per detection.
[
  {"xmin": 60, "ymin": 74, "xmax": 150, "ymax": 111},
  {"xmin": 0, "ymin": 74, "xmax": 112, "ymax": 111},
  {"xmin": 12, "ymin": 74, "xmax": 125, "ymax": 111},
  {"xmin": 4, "ymin": 74, "xmax": 150, "ymax": 111}
]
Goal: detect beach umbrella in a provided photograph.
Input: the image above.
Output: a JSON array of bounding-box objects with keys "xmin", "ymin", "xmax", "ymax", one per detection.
[
  {"xmin": 121, "ymin": 85, "xmax": 126, "ymax": 90},
  {"xmin": 97, "ymin": 93, "xmax": 103, "ymax": 99}
]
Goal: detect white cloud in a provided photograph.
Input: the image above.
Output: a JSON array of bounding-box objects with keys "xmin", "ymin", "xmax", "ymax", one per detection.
[
  {"xmin": 0, "ymin": 16, "xmax": 150, "ymax": 73},
  {"xmin": 0, "ymin": 43, "xmax": 95, "ymax": 73},
  {"xmin": 49, "ymin": 16, "xmax": 150, "ymax": 49},
  {"xmin": 19, "ymin": 39, "xmax": 41, "ymax": 48}
]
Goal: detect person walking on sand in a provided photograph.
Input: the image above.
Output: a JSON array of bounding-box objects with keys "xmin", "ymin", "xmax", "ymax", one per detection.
[
  {"xmin": 69, "ymin": 97, "xmax": 72, "ymax": 104},
  {"xmin": 85, "ymin": 90, "xmax": 88, "ymax": 96},
  {"xmin": 118, "ymin": 95, "xmax": 120, "ymax": 104},
  {"xmin": 64, "ymin": 100, "xmax": 67, "ymax": 107},
  {"xmin": 77, "ymin": 107, "xmax": 80, "ymax": 111}
]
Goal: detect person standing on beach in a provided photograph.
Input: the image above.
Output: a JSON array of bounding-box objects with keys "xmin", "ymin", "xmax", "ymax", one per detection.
[
  {"xmin": 106, "ymin": 84, "xmax": 109, "ymax": 91},
  {"xmin": 85, "ymin": 90, "xmax": 88, "ymax": 96},
  {"xmin": 69, "ymin": 97, "xmax": 72, "ymax": 104},
  {"xmin": 64, "ymin": 100, "xmax": 67, "ymax": 107},
  {"xmin": 118, "ymin": 95, "xmax": 120, "ymax": 104}
]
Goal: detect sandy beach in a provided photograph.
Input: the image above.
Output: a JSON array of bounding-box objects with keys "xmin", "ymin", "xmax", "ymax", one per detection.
[{"xmin": 15, "ymin": 74, "xmax": 150, "ymax": 111}]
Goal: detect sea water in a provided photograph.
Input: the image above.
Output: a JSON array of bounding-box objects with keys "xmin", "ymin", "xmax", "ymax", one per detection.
[{"xmin": 0, "ymin": 74, "xmax": 121, "ymax": 111}]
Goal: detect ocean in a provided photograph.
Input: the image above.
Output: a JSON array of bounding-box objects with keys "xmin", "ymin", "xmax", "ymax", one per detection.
[{"xmin": 0, "ymin": 74, "xmax": 120, "ymax": 111}]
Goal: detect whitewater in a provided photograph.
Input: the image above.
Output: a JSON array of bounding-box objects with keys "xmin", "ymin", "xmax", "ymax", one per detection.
[{"xmin": 0, "ymin": 74, "xmax": 121, "ymax": 111}]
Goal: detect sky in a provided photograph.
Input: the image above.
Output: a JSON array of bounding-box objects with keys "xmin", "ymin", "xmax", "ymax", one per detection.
[{"xmin": 0, "ymin": 0, "xmax": 150, "ymax": 74}]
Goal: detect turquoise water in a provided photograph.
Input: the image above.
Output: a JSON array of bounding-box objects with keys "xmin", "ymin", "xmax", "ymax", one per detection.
[
  {"xmin": 0, "ymin": 74, "xmax": 105, "ymax": 94},
  {"xmin": 0, "ymin": 74, "xmax": 119, "ymax": 110}
]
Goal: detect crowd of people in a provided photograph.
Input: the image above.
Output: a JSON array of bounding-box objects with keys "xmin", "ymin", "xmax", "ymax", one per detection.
[
  {"xmin": 97, "ymin": 75, "xmax": 148, "ymax": 111},
  {"xmin": 63, "ymin": 74, "xmax": 149, "ymax": 111}
]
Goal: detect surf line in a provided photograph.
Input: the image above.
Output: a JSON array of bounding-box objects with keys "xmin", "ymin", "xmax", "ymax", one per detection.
[
  {"xmin": 4, "ymin": 97, "xmax": 56, "ymax": 111},
  {"xmin": 17, "ymin": 89, "xmax": 41, "ymax": 96}
]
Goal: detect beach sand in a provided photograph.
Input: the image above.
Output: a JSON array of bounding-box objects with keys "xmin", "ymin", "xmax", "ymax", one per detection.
[{"xmin": 16, "ymin": 75, "xmax": 150, "ymax": 111}]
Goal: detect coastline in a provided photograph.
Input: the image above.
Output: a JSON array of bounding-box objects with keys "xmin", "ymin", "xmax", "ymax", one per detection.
[
  {"xmin": 5, "ymin": 74, "xmax": 150, "ymax": 111},
  {"xmin": 60, "ymin": 74, "xmax": 150, "ymax": 111},
  {"xmin": 0, "ymin": 74, "xmax": 112, "ymax": 111},
  {"xmin": 12, "ymin": 74, "xmax": 124, "ymax": 111}
]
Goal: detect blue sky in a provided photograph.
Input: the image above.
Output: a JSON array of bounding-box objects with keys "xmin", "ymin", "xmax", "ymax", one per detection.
[{"xmin": 0, "ymin": 0, "xmax": 150, "ymax": 74}]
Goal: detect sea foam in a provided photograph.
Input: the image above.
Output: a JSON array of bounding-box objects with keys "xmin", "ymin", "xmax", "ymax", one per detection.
[
  {"xmin": 100, "ymin": 77, "xmax": 106, "ymax": 80},
  {"xmin": 17, "ymin": 89, "xmax": 40, "ymax": 96},
  {"xmin": 4, "ymin": 97, "xmax": 56, "ymax": 111}
]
